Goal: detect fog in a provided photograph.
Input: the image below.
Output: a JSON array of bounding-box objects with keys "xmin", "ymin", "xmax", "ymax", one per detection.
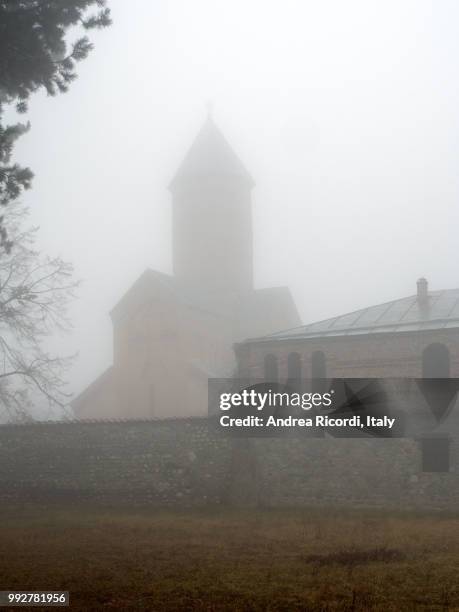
[{"xmin": 8, "ymin": 0, "xmax": 459, "ymax": 400}]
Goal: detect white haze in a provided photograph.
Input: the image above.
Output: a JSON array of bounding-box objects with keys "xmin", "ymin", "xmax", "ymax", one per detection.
[{"xmin": 7, "ymin": 0, "xmax": 459, "ymax": 404}]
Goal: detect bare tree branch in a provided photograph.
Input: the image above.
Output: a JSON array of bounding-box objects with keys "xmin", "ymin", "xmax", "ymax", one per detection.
[{"xmin": 0, "ymin": 203, "xmax": 79, "ymax": 420}]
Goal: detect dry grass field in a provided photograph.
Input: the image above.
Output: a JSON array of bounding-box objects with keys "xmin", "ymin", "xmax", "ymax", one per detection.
[{"xmin": 0, "ymin": 503, "xmax": 458, "ymax": 611}]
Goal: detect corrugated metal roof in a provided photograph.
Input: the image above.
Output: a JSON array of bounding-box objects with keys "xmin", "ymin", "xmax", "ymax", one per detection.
[{"xmin": 256, "ymin": 288, "xmax": 459, "ymax": 342}]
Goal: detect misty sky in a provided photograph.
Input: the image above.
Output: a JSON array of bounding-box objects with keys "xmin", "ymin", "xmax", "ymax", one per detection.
[{"xmin": 7, "ymin": 0, "xmax": 459, "ymax": 402}]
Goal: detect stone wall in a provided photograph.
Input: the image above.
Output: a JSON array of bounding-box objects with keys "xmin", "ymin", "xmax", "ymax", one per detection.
[
  {"xmin": 254, "ymin": 437, "xmax": 459, "ymax": 509},
  {"xmin": 0, "ymin": 418, "xmax": 232, "ymax": 506},
  {"xmin": 1, "ymin": 418, "xmax": 458, "ymax": 509}
]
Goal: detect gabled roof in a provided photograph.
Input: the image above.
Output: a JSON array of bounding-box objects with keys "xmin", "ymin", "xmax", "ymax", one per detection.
[
  {"xmin": 110, "ymin": 268, "xmax": 301, "ymax": 334},
  {"xmin": 252, "ymin": 287, "xmax": 459, "ymax": 343},
  {"xmin": 110, "ymin": 268, "xmax": 237, "ymax": 323},
  {"xmin": 169, "ymin": 116, "xmax": 254, "ymax": 190},
  {"xmin": 110, "ymin": 269, "xmax": 177, "ymax": 323}
]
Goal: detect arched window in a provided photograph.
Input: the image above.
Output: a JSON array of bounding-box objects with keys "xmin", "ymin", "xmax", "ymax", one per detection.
[
  {"xmin": 287, "ymin": 352, "xmax": 302, "ymax": 380},
  {"xmin": 287, "ymin": 352, "xmax": 302, "ymax": 392},
  {"xmin": 311, "ymin": 350, "xmax": 327, "ymax": 379},
  {"xmin": 422, "ymin": 343, "xmax": 450, "ymax": 378},
  {"xmin": 264, "ymin": 354, "xmax": 278, "ymax": 383},
  {"xmin": 311, "ymin": 350, "xmax": 327, "ymax": 393}
]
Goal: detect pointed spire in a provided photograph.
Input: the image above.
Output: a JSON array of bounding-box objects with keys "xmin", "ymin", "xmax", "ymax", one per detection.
[
  {"xmin": 206, "ymin": 99, "xmax": 214, "ymax": 120},
  {"xmin": 169, "ymin": 114, "xmax": 254, "ymax": 191}
]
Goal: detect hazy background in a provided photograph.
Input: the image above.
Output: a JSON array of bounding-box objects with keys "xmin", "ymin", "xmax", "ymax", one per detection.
[{"xmin": 7, "ymin": 0, "xmax": 459, "ymax": 401}]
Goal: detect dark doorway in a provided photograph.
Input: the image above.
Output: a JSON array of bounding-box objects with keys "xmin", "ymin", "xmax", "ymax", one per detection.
[{"xmin": 421, "ymin": 435, "xmax": 450, "ymax": 472}]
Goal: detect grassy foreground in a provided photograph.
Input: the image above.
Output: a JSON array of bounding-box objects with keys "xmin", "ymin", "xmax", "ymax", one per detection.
[{"xmin": 0, "ymin": 504, "xmax": 458, "ymax": 611}]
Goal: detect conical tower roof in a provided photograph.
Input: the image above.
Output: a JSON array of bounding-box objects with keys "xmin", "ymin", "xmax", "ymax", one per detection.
[{"xmin": 170, "ymin": 116, "xmax": 254, "ymax": 191}]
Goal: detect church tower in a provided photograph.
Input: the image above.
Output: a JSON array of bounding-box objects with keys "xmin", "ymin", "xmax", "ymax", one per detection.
[
  {"xmin": 72, "ymin": 114, "xmax": 300, "ymax": 421},
  {"xmin": 169, "ymin": 115, "xmax": 254, "ymax": 296}
]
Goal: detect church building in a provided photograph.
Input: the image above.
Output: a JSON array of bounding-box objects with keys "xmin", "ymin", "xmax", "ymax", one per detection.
[
  {"xmin": 235, "ymin": 277, "xmax": 459, "ymax": 475},
  {"xmin": 72, "ymin": 116, "xmax": 300, "ymax": 419},
  {"xmin": 236, "ymin": 277, "xmax": 459, "ymax": 382}
]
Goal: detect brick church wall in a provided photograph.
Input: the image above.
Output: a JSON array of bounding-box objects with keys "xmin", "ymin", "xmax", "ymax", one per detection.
[{"xmin": 236, "ymin": 329, "xmax": 459, "ymax": 380}]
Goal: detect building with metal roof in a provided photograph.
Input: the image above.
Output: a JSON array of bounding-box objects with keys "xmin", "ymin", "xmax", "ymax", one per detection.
[
  {"xmin": 259, "ymin": 279, "xmax": 459, "ymax": 342},
  {"xmin": 236, "ymin": 278, "xmax": 459, "ymax": 382}
]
